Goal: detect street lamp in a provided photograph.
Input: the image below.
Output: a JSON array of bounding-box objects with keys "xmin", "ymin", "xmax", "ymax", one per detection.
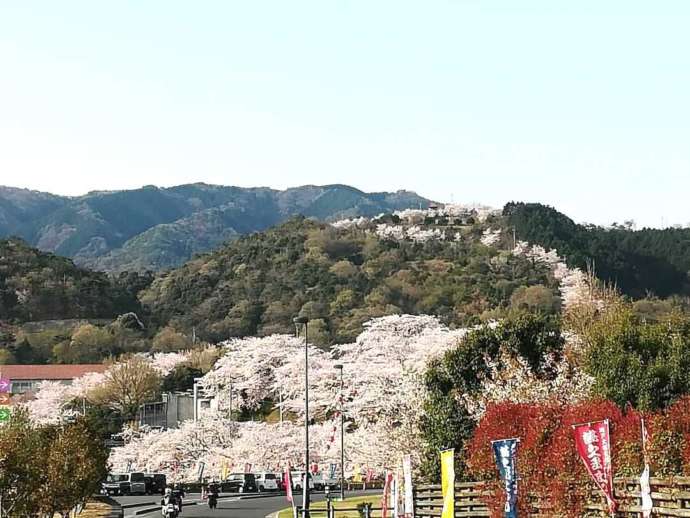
[
  {"xmin": 193, "ymin": 377, "xmax": 202, "ymax": 422},
  {"xmin": 334, "ymin": 364, "xmax": 345, "ymax": 501},
  {"xmin": 293, "ymin": 316, "xmax": 310, "ymax": 514}
]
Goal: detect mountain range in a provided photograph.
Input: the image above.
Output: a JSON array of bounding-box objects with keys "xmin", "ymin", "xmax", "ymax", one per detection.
[{"xmin": 0, "ymin": 183, "xmax": 431, "ymax": 273}]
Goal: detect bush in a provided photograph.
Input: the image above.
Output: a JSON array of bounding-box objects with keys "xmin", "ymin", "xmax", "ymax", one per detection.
[{"xmin": 465, "ymin": 399, "xmax": 690, "ymax": 518}]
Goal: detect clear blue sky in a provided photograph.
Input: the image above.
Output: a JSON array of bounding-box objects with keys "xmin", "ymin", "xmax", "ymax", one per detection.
[{"xmin": 1, "ymin": 1, "xmax": 688, "ymax": 227}]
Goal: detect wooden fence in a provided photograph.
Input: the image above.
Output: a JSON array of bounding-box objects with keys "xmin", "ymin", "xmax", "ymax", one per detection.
[{"xmin": 414, "ymin": 477, "xmax": 690, "ymax": 517}]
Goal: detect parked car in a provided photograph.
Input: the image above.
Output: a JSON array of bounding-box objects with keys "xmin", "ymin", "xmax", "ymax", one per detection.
[
  {"xmin": 222, "ymin": 473, "xmax": 258, "ymax": 493},
  {"xmin": 274, "ymin": 472, "xmax": 284, "ymax": 491},
  {"xmin": 290, "ymin": 471, "xmax": 315, "ymax": 491},
  {"xmin": 255, "ymin": 472, "xmax": 279, "ymax": 492},
  {"xmin": 322, "ymin": 472, "xmax": 341, "ymax": 490},
  {"xmin": 311, "ymin": 472, "xmax": 325, "ymax": 491},
  {"xmin": 101, "ymin": 472, "xmax": 147, "ymax": 496},
  {"xmin": 145, "ymin": 473, "xmax": 167, "ymax": 495}
]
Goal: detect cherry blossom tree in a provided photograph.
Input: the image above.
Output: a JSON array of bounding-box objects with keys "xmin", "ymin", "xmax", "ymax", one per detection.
[{"xmin": 459, "ymin": 348, "xmax": 595, "ymax": 420}]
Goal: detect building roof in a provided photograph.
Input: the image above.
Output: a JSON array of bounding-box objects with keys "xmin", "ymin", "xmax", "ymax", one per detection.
[{"xmin": 0, "ymin": 364, "xmax": 107, "ymax": 380}]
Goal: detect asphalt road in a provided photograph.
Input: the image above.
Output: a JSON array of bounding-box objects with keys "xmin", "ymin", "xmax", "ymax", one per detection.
[{"xmin": 120, "ymin": 490, "xmax": 380, "ymax": 518}]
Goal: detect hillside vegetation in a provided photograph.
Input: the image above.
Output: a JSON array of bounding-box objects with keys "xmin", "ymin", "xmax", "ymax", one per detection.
[
  {"xmin": 141, "ymin": 216, "xmax": 559, "ymax": 344},
  {"xmin": 504, "ymin": 202, "xmax": 690, "ymax": 298},
  {"xmin": 0, "ymin": 184, "xmax": 430, "ymax": 273},
  {"xmin": 0, "ymin": 238, "xmax": 142, "ymax": 322}
]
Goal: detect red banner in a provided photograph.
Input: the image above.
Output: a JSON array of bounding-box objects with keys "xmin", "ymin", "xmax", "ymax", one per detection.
[
  {"xmin": 381, "ymin": 471, "xmax": 393, "ymax": 518},
  {"xmin": 284, "ymin": 464, "xmax": 294, "ymax": 503},
  {"xmin": 573, "ymin": 419, "xmax": 617, "ymax": 515},
  {"xmin": 366, "ymin": 468, "xmax": 374, "ymax": 483}
]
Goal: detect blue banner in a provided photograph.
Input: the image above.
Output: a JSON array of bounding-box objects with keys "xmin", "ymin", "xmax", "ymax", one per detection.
[{"xmin": 492, "ymin": 438, "xmax": 519, "ymax": 518}]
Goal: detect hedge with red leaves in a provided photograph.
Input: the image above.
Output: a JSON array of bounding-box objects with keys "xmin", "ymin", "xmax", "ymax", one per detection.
[{"xmin": 465, "ymin": 398, "xmax": 690, "ymax": 517}]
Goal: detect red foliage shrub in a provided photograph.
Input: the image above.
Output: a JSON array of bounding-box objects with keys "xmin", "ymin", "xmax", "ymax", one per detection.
[
  {"xmin": 465, "ymin": 400, "xmax": 651, "ymax": 518},
  {"xmin": 649, "ymin": 396, "xmax": 690, "ymax": 475}
]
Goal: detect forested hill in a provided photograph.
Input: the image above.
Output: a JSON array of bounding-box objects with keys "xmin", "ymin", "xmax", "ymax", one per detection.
[
  {"xmin": 0, "ymin": 184, "xmax": 430, "ymax": 273},
  {"xmin": 503, "ymin": 202, "xmax": 690, "ymax": 298},
  {"xmin": 0, "ymin": 238, "xmax": 145, "ymax": 322},
  {"xmin": 141, "ymin": 216, "xmax": 559, "ymax": 344}
]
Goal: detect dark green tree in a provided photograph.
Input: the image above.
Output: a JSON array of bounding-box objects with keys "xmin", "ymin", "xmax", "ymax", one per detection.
[
  {"xmin": 420, "ymin": 315, "xmax": 563, "ymax": 481},
  {"xmin": 162, "ymin": 365, "xmax": 203, "ymax": 393}
]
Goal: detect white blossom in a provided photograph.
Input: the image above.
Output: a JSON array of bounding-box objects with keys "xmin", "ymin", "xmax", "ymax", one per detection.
[
  {"xmin": 512, "ymin": 241, "xmax": 598, "ymax": 311},
  {"xmin": 460, "ymin": 348, "xmax": 594, "ymax": 420},
  {"xmin": 480, "ymin": 228, "xmax": 502, "ymax": 246},
  {"xmin": 148, "ymin": 352, "xmax": 190, "ymax": 376}
]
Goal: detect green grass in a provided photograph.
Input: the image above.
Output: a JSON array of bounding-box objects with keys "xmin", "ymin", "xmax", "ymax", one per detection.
[{"xmin": 277, "ymin": 495, "xmax": 385, "ymax": 518}]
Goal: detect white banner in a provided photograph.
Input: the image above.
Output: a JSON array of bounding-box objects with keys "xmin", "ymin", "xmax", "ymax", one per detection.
[
  {"xmin": 640, "ymin": 419, "xmax": 653, "ymax": 518},
  {"xmin": 403, "ymin": 455, "xmax": 414, "ymax": 517}
]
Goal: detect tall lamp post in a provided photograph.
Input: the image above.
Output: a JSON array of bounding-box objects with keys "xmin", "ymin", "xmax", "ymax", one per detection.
[
  {"xmin": 334, "ymin": 363, "xmax": 345, "ymax": 501},
  {"xmin": 193, "ymin": 377, "xmax": 202, "ymax": 422},
  {"xmin": 293, "ymin": 316, "xmax": 310, "ymax": 514}
]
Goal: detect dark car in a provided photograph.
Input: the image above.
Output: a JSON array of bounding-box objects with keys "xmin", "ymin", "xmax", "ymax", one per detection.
[
  {"xmin": 101, "ymin": 472, "xmax": 147, "ymax": 496},
  {"xmin": 145, "ymin": 473, "xmax": 167, "ymax": 495},
  {"xmin": 222, "ymin": 473, "xmax": 258, "ymax": 493}
]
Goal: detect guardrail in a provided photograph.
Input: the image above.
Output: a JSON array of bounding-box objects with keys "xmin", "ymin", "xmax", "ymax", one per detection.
[
  {"xmin": 414, "ymin": 476, "xmax": 690, "ymax": 517},
  {"xmin": 294, "ymin": 502, "xmax": 391, "ymax": 518}
]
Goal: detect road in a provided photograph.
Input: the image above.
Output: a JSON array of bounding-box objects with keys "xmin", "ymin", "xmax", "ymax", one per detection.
[{"xmin": 118, "ymin": 490, "xmax": 380, "ymax": 518}]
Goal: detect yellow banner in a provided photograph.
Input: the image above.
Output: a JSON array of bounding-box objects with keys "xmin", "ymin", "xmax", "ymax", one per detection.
[
  {"xmin": 441, "ymin": 449, "xmax": 455, "ymax": 518},
  {"xmin": 353, "ymin": 465, "xmax": 362, "ymax": 483}
]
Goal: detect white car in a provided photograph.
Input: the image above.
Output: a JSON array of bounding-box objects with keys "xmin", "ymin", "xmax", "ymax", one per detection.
[
  {"xmin": 322, "ymin": 473, "xmax": 341, "ymax": 489},
  {"xmin": 291, "ymin": 471, "xmax": 315, "ymax": 491},
  {"xmin": 311, "ymin": 472, "xmax": 325, "ymax": 491},
  {"xmin": 255, "ymin": 472, "xmax": 279, "ymax": 492}
]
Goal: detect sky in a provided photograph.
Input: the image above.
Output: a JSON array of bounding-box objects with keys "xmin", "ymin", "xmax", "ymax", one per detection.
[{"xmin": 0, "ymin": 1, "xmax": 689, "ymax": 228}]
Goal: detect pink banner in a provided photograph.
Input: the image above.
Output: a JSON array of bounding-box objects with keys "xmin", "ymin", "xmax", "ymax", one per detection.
[
  {"xmin": 284, "ymin": 465, "xmax": 294, "ymax": 503},
  {"xmin": 381, "ymin": 471, "xmax": 393, "ymax": 518},
  {"xmin": 366, "ymin": 468, "xmax": 374, "ymax": 483},
  {"xmin": 573, "ymin": 419, "xmax": 617, "ymax": 515}
]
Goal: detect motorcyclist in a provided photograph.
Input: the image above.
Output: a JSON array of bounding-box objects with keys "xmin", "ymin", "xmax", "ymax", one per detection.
[
  {"xmin": 160, "ymin": 488, "xmax": 178, "ymax": 517},
  {"xmin": 207, "ymin": 481, "xmax": 219, "ymax": 510},
  {"xmin": 171, "ymin": 485, "xmax": 185, "ymax": 515}
]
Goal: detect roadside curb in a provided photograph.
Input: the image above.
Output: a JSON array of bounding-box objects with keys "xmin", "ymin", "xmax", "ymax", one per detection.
[
  {"xmin": 125, "ymin": 493, "xmax": 288, "ymax": 516},
  {"xmin": 92, "ymin": 495, "xmax": 124, "ymax": 518}
]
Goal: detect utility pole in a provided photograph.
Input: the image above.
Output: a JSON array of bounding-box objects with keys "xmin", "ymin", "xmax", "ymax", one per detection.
[
  {"xmin": 193, "ymin": 378, "xmax": 202, "ymax": 422},
  {"xmin": 279, "ymin": 388, "xmax": 284, "ymax": 425},
  {"xmin": 334, "ymin": 364, "xmax": 345, "ymax": 501},
  {"xmin": 293, "ymin": 316, "xmax": 310, "ymax": 514}
]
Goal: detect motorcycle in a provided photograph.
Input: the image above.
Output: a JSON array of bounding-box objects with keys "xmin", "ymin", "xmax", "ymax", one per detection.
[{"xmin": 162, "ymin": 501, "xmax": 179, "ymax": 518}]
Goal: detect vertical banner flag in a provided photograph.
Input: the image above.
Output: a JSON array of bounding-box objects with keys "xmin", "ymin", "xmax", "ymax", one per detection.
[
  {"xmin": 366, "ymin": 468, "xmax": 375, "ymax": 483},
  {"xmin": 284, "ymin": 464, "xmax": 294, "ymax": 504},
  {"xmin": 640, "ymin": 418, "xmax": 653, "ymax": 518},
  {"xmin": 440, "ymin": 449, "xmax": 455, "ymax": 518},
  {"xmin": 381, "ymin": 471, "xmax": 394, "ymax": 518},
  {"xmin": 197, "ymin": 461, "xmax": 206, "ymax": 482},
  {"xmin": 403, "ymin": 455, "xmax": 414, "ymax": 518},
  {"xmin": 353, "ymin": 465, "xmax": 363, "ymax": 483},
  {"xmin": 573, "ymin": 420, "xmax": 617, "ymax": 516},
  {"xmin": 392, "ymin": 473, "xmax": 399, "ymax": 518},
  {"xmin": 329, "ymin": 463, "xmax": 337, "ymax": 480},
  {"xmin": 244, "ymin": 462, "xmax": 252, "ymax": 474},
  {"xmin": 492, "ymin": 438, "xmax": 519, "ymax": 518}
]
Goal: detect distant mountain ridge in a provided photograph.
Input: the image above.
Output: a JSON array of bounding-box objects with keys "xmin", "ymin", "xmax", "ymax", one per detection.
[{"xmin": 0, "ymin": 183, "xmax": 431, "ymax": 273}]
